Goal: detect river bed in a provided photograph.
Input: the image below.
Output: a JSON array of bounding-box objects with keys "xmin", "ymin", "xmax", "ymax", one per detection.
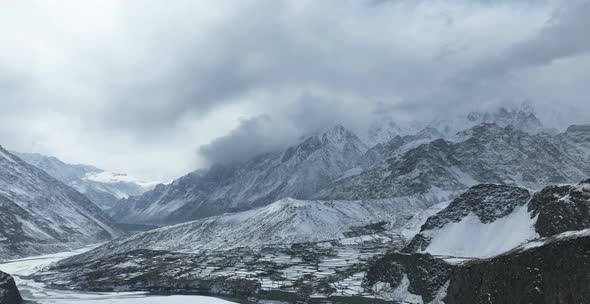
[{"xmin": 0, "ymin": 247, "xmax": 235, "ymax": 304}]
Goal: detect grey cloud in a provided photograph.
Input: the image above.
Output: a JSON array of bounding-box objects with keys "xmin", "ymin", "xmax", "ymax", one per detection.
[
  {"xmin": 457, "ymin": 0, "xmax": 590, "ymax": 83},
  {"xmin": 1, "ymin": 0, "xmax": 589, "ymax": 180},
  {"xmin": 198, "ymin": 93, "xmax": 376, "ymax": 165},
  {"xmin": 198, "ymin": 115, "xmax": 296, "ymax": 165}
]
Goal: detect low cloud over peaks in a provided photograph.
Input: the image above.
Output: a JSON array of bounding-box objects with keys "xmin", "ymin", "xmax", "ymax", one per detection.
[{"xmin": 1, "ymin": 0, "xmax": 589, "ymax": 180}]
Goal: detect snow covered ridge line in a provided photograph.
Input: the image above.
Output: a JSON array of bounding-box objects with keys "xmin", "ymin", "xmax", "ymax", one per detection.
[
  {"xmin": 14, "ymin": 151, "xmax": 158, "ymax": 209},
  {"xmin": 319, "ymin": 122, "xmax": 590, "ymax": 203},
  {"xmin": 403, "ymin": 180, "xmax": 590, "ymax": 258},
  {"xmin": 61, "ymin": 196, "xmax": 436, "ymax": 264}
]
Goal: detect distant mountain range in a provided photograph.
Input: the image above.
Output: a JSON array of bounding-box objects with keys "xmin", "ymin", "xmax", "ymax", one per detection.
[
  {"xmin": 110, "ymin": 105, "xmax": 590, "ymax": 226},
  {"xmin": 111, "ymin": 125, "xmax": 368, "ymax": 224},
  {"xmin": 14, "ymin": 152, "xmax": 157, "ymax": 210},
  {"xmin": 6, "ymin": 102, "xmax": 590, "ymax": 303},
  {"xmin": 318, "ymin": 123, "xmax": 590, "ymax": 200},
  {"xmin": 0, "ymin": 146, "xmax": 121, "ymax": 260}
]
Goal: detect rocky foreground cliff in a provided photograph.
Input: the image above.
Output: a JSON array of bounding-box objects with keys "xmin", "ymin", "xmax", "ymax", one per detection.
[{"xmin": 0, "ymin": 271, "xmax": 22, "ymax": 304}]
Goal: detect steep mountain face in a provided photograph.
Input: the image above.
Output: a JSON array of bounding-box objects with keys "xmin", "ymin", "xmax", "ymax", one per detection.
[
  {"xmin": 0, "ymin": 271, "xmax": 22, "ymax": 304},
  {"xmin": 364, "ymin": 229, "xmax": 590, "ymax": 304},
  {"xmin": 360, "ymin": 127, "xmax": 445, "ymax": 169},
  {"xmin": 15, "ymin": 152, "xmax": 155, "ymax": 210},
  {"xmin": 111, "ymin": 125, "xmax": 368, "ymax": 225},
  {"xmin": 66, "ymin": 196, "xmax": 427, "ymax": 263},
  {"xmin": 444, "ymin": 229, "xmax": 590, "ymax": 304},
  {"xmin": 554, "ymin": 124, "xmax": 590, "ymax": 172},
  {"xmin": 363, "ymin": 252, "xmax": 453, "ymax": 303},
  {"xmin": 0, "ymin": 146, "xmax": 121, "ymax": 260},
  {"xmin": 317, "ymin": 124, "xmax": 589, "ymax": 204},
  {"xmin": 404, "ymin": 180, "xmax": 590, "ymax": 258}
]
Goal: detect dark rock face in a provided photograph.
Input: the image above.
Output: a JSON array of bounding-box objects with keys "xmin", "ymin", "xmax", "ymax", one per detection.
[
  {"xmin": 0, "ymin": 271, "xmax": 22, "ymax": 304},
  {"xmin": 404, "ymin": 184, "xmax": 531, "ymax": 253},
  {"xmin": 422, "ymin": 184, "xmax": 530, "ymax": 227},
  {"xmin": 529, "ymin": 182, "xmax": 590, "ymax": 237},
  {"xmin": 364, "ymin": 252, "xmax": 453, "ymax": 303},
  {"xmin": 444, "ymin": 233, "xmax": 590, "ymax": 304},
  {"xmin": 359, "ymin": 127, "xmax": 444, "ymax": 169}
]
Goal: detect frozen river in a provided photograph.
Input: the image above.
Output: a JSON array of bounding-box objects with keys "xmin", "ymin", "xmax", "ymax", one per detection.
[{"xmin": 0, "ymin": 247, "xmax": 235, "ymax": 304}]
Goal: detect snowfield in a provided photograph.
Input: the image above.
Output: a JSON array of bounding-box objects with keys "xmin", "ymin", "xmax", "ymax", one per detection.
[{"xmin": 421, "ymin": 205, "xmax": 538, "ymax": 257}]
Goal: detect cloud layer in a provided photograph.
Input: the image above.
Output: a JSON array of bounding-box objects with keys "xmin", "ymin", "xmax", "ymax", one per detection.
[{"xmin": 0, "ymin": 0, "xmax": 589, "ymax": 180}]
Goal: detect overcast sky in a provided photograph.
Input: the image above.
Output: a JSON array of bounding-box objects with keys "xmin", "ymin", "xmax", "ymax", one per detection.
[{"xmin": 1, "ymin": 0, "xmax": 589, "ymax": 181}]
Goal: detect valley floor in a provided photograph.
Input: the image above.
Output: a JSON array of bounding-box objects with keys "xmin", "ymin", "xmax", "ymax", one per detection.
[{"xmin": 0, "ymin": 247, "xmax": 235, "ymax": 304}]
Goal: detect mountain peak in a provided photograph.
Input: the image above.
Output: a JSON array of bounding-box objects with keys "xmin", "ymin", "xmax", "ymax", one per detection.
[{"xmin": 322, "ymin": 124, "xmax": 359, "ymax": 142}]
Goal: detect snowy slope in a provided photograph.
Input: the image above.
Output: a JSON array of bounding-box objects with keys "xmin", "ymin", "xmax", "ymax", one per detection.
[
  {"xmin": 15, "ymin": 152, "xmax": 156, "ymax": 209},
  {"xmin": 67, "ymin": 196, "xmax": 430, "ymax": 262},
  {"xmin": 404, "ymin": 180, "xmax": 590, "ymax": 258},
  {"xmin": 0, "ymin": 146, "xmax": 121, "ymax": 260},
  {"xmin": 111, "ymin": 125, "xmax": 368, "ymax": 224}
]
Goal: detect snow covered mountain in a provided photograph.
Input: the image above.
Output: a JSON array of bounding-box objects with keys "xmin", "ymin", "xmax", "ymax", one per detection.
[
  {"xmin": 0, "ymin": 146, "xmax": 121, "ymax": 260},
  {"xmin": 66, "ymin": 196, "xmax": 432, "ymax": 262},
  {"xmin": 317, "ymin": 123, "xmax": 590, "ymax": 203},
  {"xmin": 360, "ymin": 127, "xmax": 445, "ymax": 169},
  {"xmin": 111, "ymin": 125, "xmax": 368, "ymax": 225},
  {"xmin": 15, "ymin": 152, "xmax": 156, "ymax": 209}
]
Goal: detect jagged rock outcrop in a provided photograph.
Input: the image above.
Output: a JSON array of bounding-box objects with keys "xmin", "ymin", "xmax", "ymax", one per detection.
[
  {"xmin": 364, "ymin": 252, "xmax": 453, "ymax": 303},
  {"xmin": 0, "ymin": 271, "xmax": 22, "ymax": 304},
  {"xmin": 360, "ymin": 127, "xmax": 444, "ymax": 169},
  {"xmin": 530, "ymin": 179, "xmax": 590, "ymax": 237},
  {"xmin": 444, "ymin": 229, "xmax": 590, "ymax": 304},
  {"xmin": 404, "ymin": 181, "xmax": 590, "ymax": 258}
]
